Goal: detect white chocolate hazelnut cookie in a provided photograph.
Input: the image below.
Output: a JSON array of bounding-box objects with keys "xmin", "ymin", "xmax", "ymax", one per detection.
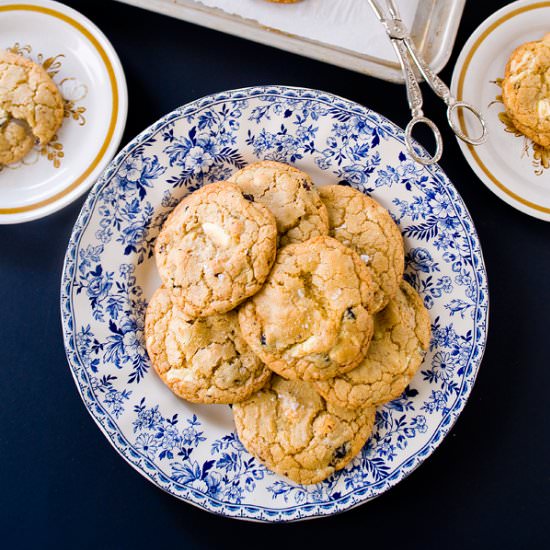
[
  {"xmin": 238, "ymin": 236, "xmax": 376, "ymax": 381},
  {"xmin": 145, "ymin": 287, "xmax": 271, "ymax": 404},
  {"xmin": 233, "ymin": 375, "xmax": 376, "ymax": 485},
  {"xmin": 155, "ymin": 182, "xmax": 278, "ymax": 318}
]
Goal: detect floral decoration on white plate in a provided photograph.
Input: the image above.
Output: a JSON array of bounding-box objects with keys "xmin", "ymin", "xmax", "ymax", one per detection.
[{"xmin": 0, "ymin": 0, "xmax": 127, "ymax": 224}]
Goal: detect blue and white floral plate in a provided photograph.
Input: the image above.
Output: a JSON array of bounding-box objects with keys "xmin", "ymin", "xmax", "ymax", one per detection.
[{"xmin": 61, "ymin": 86, "xmax": 489, "ymax": 522}]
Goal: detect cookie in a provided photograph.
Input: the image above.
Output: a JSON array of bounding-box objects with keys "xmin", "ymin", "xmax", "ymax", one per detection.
[
  {"xmin": 228, "ymin": 160, "xmax": 329, "ymax": 246},
  {"xmin": 233, "ymin": 375, "xmax": 376, "ymax": 484},
  {"xmin": 315, "ymin": 281, "xmax": 431, "ymax": 410},
  {"xmin": 238, "ymin": 236, "xmax": 375, "ymax": 381},
  {"xmin": 501, "ymin": 34, "xmax": 550, "ymax": 148},
  {"xmin": 0, "ymin": 50, "xmax": 64, "ymax": 163},
  {"xmin": 319, "ymin": 184, "xmax": 404, "ymax": 313},
  {"xmin": 0, "ymin": 118, "xmax": 34, "ymax": 165},
  {"xmin": 155, "ymin": 181, "xmax": 278, "ymax": 318},
  {"xmin": 145, "ymin": 287, "xmax": 271, "ymax": 404}
]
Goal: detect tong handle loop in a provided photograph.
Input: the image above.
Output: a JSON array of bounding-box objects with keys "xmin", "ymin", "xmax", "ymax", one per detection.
[
  {"xmin": 447, "ymin": 101, "xmax": 488, "ymax": 145},
  {"xmin": 404, "ymin": 40, "xmax": 488, "ymax": 146},
  {"xmin": 405, "ymin": 116, "xmax": 443, "ymax": 165}
]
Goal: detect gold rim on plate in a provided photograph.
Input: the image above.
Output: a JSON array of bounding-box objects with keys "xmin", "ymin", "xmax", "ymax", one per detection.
[
  {"xmin": 456, "ymin": 1, "xmax": 550, "ymax": 215},
  {"xmin": 0, "ymin": 3, "xmax": 119, "ymax": 216}
]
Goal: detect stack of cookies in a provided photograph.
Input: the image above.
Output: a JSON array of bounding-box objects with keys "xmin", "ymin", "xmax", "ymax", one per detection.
[{"xmin": 146, "ymin": 160, "xmax": 431, "ymax": 485}]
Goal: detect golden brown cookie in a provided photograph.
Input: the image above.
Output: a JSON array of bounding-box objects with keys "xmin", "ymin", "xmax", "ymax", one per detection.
[
  {"xmin": 315, "ymin": 281, "xmax": 431, "ymax": 410},
  {"xmin": 155, "ymin": 182, "xmax": 278, "ymax": 318},
  {"xmin": 238, "ymin": 236, "xmax": 375, "ymax": 381},
  {"xmin": 145, "ymin": 287, "xmax": 271, "ymax": 404},
  {"xmin": 0, "ymin": 118, "xmax": 34, "ymax": 165},
  {"xmin": 228, "ymin": 161, "xmax": 329, "ymax": 246},
  {"xmin": 0, "ymin": 50, "xmax": 64, "ymax": 164},
  {"xmin": 319, "ymin": 185, "xmax": 404, "ymax": 313},
  {"xmin": 233, "ymin": 375, "xmax": 376, "ymax": 484},
  {"xmin": 502, "ymin": 34, "xmax": 550, "ymax": 148}
]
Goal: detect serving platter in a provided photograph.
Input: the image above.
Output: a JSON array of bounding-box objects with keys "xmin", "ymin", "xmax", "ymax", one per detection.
[{"xmin": 61, "ymin": 86, "xmax": 488, "ymax": 522}]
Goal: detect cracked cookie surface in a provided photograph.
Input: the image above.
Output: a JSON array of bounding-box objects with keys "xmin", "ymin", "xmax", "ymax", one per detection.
[
  {"xmin": 145, "ymin": 287, "xmax": 271, "ymax": 404},
  {"xmin": 502, "ymin": 33, "xmax": 550, "ymax": 147},
  {"xmin": 319, "ymin": 184, "xmax": 404, "ymax": 313},
  {"xmin": 233, "ymin": 375, "xmax": 375, "ymax": 484},
  {"xmin": 315, "ymin": 281, "xmax": 431, "ymax": 410},
  {"xmin": 155, "ymin": 181, "xmax": 278, "ymax": 318},
  {"xmin": 238, "ymin": 236, "xmax": 375, "ymax": 381},
  {"xmin": 0, "ymin": 118, "xmax": 34, "ymax": 165},
  {"xmin": 228, "ymin": 160, "xmax": 329, "ymax": 246},
  {"xmin": 0, "ymin": 50, "xmax": 64, "ymax": 164}
]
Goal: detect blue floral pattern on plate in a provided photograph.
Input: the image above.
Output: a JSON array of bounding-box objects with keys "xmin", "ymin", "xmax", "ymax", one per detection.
[{"xmin": 61, "ymin": 86, "xmax": 489, "ymax": 522}]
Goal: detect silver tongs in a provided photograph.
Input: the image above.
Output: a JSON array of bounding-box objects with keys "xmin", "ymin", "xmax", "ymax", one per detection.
[{"xmin": 368, "ymin": 0, "xmax": 487, "ymax": 164}]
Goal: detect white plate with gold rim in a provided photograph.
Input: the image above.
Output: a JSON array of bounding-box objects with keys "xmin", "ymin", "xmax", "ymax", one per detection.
[
  {"xmin": 451, "ymin": 0, "xmax": 550, "ymax": 222},
  {"xmin": 0, "ymin": 0, "xmax": 127, "ymax": 224}
]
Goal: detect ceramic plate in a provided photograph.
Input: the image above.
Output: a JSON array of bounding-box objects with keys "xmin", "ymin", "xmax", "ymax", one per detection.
[
  {"xmin": 451, "ymin": 0, "xmax": 550, "ymax": 222},
  {"xmin": 61, "ymin": 86, "xmax": 489, "ymax": 522},
  {"xmin": 0, "ymin": 0, "xmax": 127, "ymax": 224}
]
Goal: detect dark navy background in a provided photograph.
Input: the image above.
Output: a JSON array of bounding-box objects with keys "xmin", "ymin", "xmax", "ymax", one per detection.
[{"xmin": 1, "ymin": 1, "xmax": 548, "ymax": 547}]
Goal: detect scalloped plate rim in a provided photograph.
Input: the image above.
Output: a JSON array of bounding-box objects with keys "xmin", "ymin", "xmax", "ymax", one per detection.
[{"xmin": 60, "ymin": 85, "xmax": 489, "ymax": 522}]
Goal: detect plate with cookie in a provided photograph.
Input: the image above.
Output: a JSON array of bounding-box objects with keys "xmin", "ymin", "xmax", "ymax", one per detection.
[
  {"xmin": 451, "ymin": 0, "xmax": 550, "ymax": 221},
  {"xmin": 0, "ymin": 0, "xmax": 127, "ymax": 224},
  {"xmin": 61, "ymin": 85, "xmax": 489, "ymax": 522}
]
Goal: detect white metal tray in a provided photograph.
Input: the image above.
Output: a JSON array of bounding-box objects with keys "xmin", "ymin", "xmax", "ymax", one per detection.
[{"xmin": 116, "ymin": 0, "xmax": 465, "ymax": 82}]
